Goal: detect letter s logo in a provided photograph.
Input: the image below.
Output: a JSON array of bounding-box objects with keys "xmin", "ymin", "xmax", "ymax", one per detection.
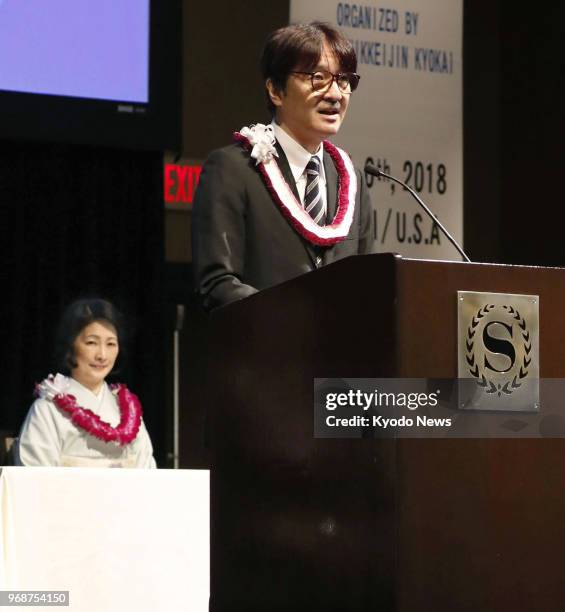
[{"xmin": 483, "ymin": 321, "xmax": 516, "ymax": 373}]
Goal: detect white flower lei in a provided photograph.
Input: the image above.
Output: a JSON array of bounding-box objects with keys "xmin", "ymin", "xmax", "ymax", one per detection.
[{"xmin": 234, "ymin": 123, "xmax": 357, "ymax": 246}]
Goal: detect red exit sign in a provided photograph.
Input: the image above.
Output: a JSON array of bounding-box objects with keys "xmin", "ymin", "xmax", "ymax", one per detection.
[{"xmin": 164, "ymin": 163, "xmax": 202, "ymax": 206}]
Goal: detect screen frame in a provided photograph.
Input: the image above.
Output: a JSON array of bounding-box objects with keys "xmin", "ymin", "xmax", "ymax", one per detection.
[{"xmin": 0, "ymin": 1, "xmax": 182, "ymax": 151}]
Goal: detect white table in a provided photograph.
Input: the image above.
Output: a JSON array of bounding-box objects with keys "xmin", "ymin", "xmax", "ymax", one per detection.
[{"xmin": 0, "ymin": 467, "xmax": 209, "ymax": 611}]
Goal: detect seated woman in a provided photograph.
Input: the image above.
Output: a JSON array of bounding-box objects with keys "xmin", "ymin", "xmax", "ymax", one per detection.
[{"xmin": 16, "ymin": 299, "xmax": 156, "ymax": 468}]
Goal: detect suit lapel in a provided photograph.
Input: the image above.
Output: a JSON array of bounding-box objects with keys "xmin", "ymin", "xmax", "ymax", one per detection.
[
  {"xmin": 274, "ymin": 141, "xmax": 300, "ymax": 201},
  {"xmin": 274, "ymin": 140, "xmax": 317, "ymax": 267},
  {"xmin": 322, "ymin": 149, "xmax": 339, "ymax": 266},
  {"xmin": 324, "ymin": 149, "xmax": 338, "ymax": 222}
]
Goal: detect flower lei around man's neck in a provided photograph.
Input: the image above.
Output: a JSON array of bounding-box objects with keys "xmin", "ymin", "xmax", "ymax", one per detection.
[
  {"xmin": 35, "ymin": 373, "xmax": 142, "ymax": 446},
  {"xmin": 234, "ymin": 123, "xmax": 357, "ymax": 247}
]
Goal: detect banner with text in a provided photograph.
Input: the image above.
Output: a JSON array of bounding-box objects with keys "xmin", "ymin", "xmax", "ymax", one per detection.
[{"xmin": 290, "ymin": 0, "xmax": 463, "ymax": 259}]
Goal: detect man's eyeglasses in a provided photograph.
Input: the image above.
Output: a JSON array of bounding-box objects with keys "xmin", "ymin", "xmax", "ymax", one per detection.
[{"xmin": 291, "ymin": 70, "xmax": 361, "ymax": 94}]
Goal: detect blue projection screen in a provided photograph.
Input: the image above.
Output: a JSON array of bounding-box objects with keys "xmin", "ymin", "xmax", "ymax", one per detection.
[{"xmin": 0, "ymin": 0, "xmax": 150, "ymax": 103}]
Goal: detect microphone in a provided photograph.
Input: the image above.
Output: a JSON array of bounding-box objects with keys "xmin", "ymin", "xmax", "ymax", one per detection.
[{"xmin": 364, "ymin": 163, "xmax": 471, "ymax": 263}]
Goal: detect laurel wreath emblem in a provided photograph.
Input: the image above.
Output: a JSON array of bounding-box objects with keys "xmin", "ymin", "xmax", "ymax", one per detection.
[{"xmin": 466, "ymin": 304, "xmax": 531, "ymax": 396}]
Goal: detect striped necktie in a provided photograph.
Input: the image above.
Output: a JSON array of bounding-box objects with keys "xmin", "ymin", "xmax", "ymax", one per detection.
[{"xmin": 304, "ymin": 156, "xmax": 325, "ymax": 226}]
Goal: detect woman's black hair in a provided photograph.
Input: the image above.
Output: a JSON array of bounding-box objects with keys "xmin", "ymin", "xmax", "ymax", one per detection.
[{"xmin": 53, "ymin": 298, "xmax": 127, "ymax": 376}]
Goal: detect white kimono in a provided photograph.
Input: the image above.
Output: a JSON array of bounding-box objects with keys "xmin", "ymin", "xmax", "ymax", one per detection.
[{"xmin": 16, "ymin": 378, "xmax": 157, "ymax": 468}]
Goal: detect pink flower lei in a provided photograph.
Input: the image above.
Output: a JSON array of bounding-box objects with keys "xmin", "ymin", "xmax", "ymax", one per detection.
[
  {"xmin": 234, "ymin": 125, "xmax": 357, "ymax": 247},
  {"xmin": 35, "ymin": 375, "xmax": 142, "ymax": 446}
]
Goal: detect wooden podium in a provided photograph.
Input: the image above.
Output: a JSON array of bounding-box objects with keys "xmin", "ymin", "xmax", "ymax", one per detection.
[{"xmin": 182, "ymin": 254, "xmax": 565, "ymax": 612}]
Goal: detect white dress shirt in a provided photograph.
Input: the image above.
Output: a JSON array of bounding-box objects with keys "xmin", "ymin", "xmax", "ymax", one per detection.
[{"xmin": 271, "ymin": 121, "xmax": 327, "ymax": 216}]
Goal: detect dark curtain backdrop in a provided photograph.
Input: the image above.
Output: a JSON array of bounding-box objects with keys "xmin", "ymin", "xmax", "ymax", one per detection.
[
  {"xmin": 463, "ymin": 1, "xmax": 565, "ymax": 266},
  {"xmin": 0, "ymin": 139, "xmax": 166, "ymax": 465},
  {"xmin": 498, "ymin": 3, "xmax": 565, "ymax": 267}
]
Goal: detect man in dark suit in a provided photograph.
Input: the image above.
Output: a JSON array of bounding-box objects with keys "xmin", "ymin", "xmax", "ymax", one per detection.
[{"xmin": 192, "ymin": 21, "xmax": 376, "ymax": 311}]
